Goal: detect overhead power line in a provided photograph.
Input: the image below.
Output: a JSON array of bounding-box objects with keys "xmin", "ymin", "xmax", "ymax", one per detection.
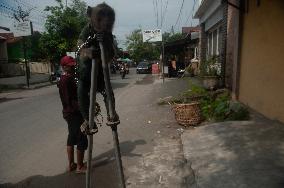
[
  {"xmin": 155, "ymin": 0, "xmax": 159, "ymax": 27},
  {"xmin": 184, "ymin": 0, "xmax": 197, "ymax": 26},
  {"xmin": 161, "ymin": 0, "xmax": 168, "ymax": 28},
  {"xmin": 152, "ymin": 0, "xmax": 158, "ymax": 27},
  {"xmin": 160, "ymin": 0, "xmax": 163, "ymax": 28},
  {"xmin": 174, "ymin": 0, "xmax": 185, "ymax": 30}
]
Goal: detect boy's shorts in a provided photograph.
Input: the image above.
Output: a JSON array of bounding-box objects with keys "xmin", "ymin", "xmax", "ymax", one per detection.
[{"xmin": 65, "ymin": 113, "xmax": 88, "ymax": 151}]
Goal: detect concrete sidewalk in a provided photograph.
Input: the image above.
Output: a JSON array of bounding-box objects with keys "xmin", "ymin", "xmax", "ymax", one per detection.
[
  {"xmin": 181, "ymin": 114, "xmax": 284, "ymax": 188},
  {"xmin": 0, "ymin": 74, "xmax": 50, "ymax": 90}
]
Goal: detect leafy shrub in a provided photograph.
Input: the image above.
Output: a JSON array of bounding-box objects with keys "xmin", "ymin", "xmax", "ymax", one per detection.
[
  {"xmin": 227, "ymin": 102, "xmax": 250, "ymax": 120},
  {"xmin": 200, "ymin": 92, "xmax": 230, "ymax": 121},
  {"xmin": 158, "ymin": 80, "xmax": 250, "ymax": 122},
  {"xmin": 200, "ymin": 91, "xmax": 250, "ymax": 122},
  {"xmin": 182, "ymin": 82, "xmax": 207, "ymax": 98}
]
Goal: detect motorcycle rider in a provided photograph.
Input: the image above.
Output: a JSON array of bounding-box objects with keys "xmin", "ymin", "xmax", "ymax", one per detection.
[{"xmin": 119, "ymin": 63, "xmax": 126, "ymax": 78}]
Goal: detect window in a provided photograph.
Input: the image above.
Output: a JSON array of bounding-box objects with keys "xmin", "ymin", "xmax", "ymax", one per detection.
[
  {"xmin": 213, "ymin": 30, "xmax": 217, "ymax": 55},
  {"xmin": 207, "ymin": 26, "xmax": 222, "ymax": 58},
  {"xmin": 207, "ymin": 32, "xmax": 213, "ymax": 57},
  {"xmin": 218, "ymin": 27, "xmax": 222, "ymax": 55}
]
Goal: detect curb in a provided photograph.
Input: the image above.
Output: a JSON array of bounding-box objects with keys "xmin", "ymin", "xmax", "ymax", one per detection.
[{"xmin": 0, "ymin": 82, "xmax": 53, "ymax": 92}]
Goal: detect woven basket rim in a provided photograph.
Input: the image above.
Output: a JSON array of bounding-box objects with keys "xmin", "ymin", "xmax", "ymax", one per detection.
[{"xmin": 172, "ymin": 102, "xmax": 200, "ymax": 109}]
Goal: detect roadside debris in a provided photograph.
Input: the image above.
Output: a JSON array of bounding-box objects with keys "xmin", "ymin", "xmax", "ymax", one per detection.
[
  {"xmin": 157, "ymin": 96, "xmax": 174, "ymax": 105},
  {"xmin": 176, "ymin": 128, "xmax": 184, "ymax": 134}
]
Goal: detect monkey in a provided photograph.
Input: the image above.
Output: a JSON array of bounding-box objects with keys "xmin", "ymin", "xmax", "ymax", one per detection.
[{"xmin": 77, "ymin": 3, "xmax": 119, "ymax": 134}]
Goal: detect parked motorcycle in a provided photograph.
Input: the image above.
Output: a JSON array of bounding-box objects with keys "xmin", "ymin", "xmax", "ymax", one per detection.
[
  {"xmin": 49, "ymin": 69, "xmax": 61, "ymax": 86},
  {"xmin": 177, "ymin": 69, "xmax": 185, "ymax": 78},
  {"xmin": 49, "ymin": 72, "xmax": 60, "ymax": 83}
]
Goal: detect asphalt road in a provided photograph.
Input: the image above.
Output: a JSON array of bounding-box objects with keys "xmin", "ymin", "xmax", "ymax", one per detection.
[{"xmin": 0, "ymin": 68, "xmax": 189, "ymax": 188}]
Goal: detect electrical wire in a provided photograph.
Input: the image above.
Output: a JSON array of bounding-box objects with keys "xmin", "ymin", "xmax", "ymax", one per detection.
[
  {"xmin": 174, "ymin": 0, "xmax": 185, "ymax": 30},
  {"xmin": 160, "ymin": 0, "xmax": 163, "ymax": 28},
  {"xmin": 12, "ymin": 0, "xmax": 48, "ymax": 17},
  {"xmin": 161, "ymin": 0, "xmax": 168, "ymax": 29},
  {"xmin": 155, "ymin": 0, "xmax": 159, "ymax": 27},
  {"xmin": 184, "ymin": 0, "xmax": 196, "ymax": 26},
  {"xmin": 152, "ymin": 0, "xmax": 158, "ymax": 27}
]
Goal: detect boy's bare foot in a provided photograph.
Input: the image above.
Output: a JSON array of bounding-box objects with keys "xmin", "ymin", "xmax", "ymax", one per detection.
[
  {"xmin": 68, "ymin": 162, "xmax": 77, "ymax": 172},
  {"xmin": 76, "ymin": 165, "xmax": 87, "ymax": 174}
]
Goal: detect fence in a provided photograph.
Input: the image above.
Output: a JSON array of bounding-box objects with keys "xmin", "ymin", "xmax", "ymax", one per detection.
[{"xmin": 0, "ymin": 62, "xmax": 51, "ymax": 77}]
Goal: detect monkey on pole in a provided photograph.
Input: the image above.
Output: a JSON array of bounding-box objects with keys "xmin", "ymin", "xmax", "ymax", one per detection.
[{"xmin": 76, "ymin": 3, "xmax": 125, "ymax": 188}]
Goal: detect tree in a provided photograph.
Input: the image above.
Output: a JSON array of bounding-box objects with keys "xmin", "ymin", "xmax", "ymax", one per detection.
[
  {"xmin": 163, "ymin": 32, "xmax": 185, "ymax": 43},
  {"xmin": 27, "ymin": 31, "xmax": 45, "ymax": 61},
  {"xmin": 39, "ymin": 0, "xmax": 88, "ymax": 64},
  {"xmin": 125, "ymin": 29, "xmax": 160, "ymax": 62}
]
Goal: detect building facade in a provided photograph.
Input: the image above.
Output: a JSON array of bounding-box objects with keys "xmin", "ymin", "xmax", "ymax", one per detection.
[
  {"xmin": 195, "ymin": 0, "xmax": 284, "ymax": 123},
  {"xmin": 237, "ymin": 0, "xmax": 284, "ymax": 122},
  {"xmin": 194, "ymin": 0, "xmax": 228, "ymax": 86}
]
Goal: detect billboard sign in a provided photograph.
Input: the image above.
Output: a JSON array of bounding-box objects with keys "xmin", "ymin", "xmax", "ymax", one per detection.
[
  {"xmin": 13, "ymin": 21, "xmax": 31, "ymax": 37},
  {"xmin": 142, "ymin": 29, "xmax": 162, "ymax": 42}
]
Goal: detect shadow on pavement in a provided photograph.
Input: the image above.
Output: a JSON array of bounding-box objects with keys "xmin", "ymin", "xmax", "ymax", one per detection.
[
  {"xmin": 111, "ymin": 82, "xmax": 129, "ymax": 90},
  {"xmin": 0, "ymin": 97, "xmax": 23, "ymax": 104},
  {"xmin": 0, "ymin": 140, "xmax": 146, "ymax": 188},
  {"xmin": 135, "ymin": 74, "xmax": 154, "ymax": 85}
]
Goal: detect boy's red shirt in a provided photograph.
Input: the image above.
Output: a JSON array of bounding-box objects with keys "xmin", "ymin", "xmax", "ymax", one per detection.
[{"xmin": 58, "ymin": 73, "xmax": 80, "ymax": 119}]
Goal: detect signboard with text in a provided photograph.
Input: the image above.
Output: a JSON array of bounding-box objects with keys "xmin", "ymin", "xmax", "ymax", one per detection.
[
  {"xmin": 142, "ymin": 29, "xmax": 162, "ymax": 42},
  {"xmin": 66, "ymin": 52, "xmax": 76, "ymax": 58},
  {"xmin": 13, "ymin": 21, "xmax": 31, "ymax": 37}
]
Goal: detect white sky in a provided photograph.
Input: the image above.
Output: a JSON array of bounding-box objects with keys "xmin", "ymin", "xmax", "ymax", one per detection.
[{"xmin": 0, "ymin": 0, "xmax": 199, "ymax": 48}]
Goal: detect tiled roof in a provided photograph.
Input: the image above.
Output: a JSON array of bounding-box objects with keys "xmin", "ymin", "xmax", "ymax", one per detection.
[
  {"xmin": 182, "ymin": 27, "xmax": 201, "ymax": 34},
  {"xmin": 0, "ymin": 33, "xmax": 22, "ymax": 43}
]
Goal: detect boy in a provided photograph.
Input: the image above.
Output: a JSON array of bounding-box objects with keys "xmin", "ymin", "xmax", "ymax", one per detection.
[{"xmin": 58, "ymin": 56, "xmax": 88, "ymax": 173}]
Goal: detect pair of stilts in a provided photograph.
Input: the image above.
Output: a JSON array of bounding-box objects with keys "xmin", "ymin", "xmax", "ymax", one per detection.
[{"xmin": 82, "ymin": 39, "xmax": 125, "ymax": 188}]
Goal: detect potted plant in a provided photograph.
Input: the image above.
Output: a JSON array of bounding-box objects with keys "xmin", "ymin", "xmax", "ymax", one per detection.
[
  {"xmin": 200, "ymin": 56, "xmax": 221, "ymax": 90},
  {"xmin": 185, "ymin": 65, "xmax": 195, "ymax": 77},
  {"xmin": 170, "ymin": 83, "xmax": 207, "ymax": 127}
]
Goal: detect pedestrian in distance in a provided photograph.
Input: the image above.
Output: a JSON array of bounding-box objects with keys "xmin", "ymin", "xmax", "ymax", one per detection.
[{"xmin": 58, "ymin": 56, "xmax": 88, "ymax": 173}]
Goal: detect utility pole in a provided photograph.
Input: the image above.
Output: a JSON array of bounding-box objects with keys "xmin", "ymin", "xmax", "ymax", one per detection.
[
  {"xmin": 13, "ymin": 4, "xmax": 33, "ymax": 88},
  {"xmin": 23, "ymin": 36, "xmax": 30, "ymax": 88},
  {"xmin": 162, "ymin": 41, "xmax": 165, "ymax": 83}
]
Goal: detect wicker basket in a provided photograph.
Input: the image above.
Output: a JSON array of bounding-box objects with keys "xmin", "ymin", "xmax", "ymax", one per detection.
[{"xmin": 173, "ymin": 102, "xmax": 202, "ymax": 127}]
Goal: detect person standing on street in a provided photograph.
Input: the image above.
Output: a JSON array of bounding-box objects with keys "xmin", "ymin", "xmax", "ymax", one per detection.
[{"xmin": 58, "ymin": 56, "xmax": 88, "ymax": 173}]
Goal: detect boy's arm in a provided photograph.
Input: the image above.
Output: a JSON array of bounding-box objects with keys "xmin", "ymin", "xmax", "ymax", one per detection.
[{"xmin": 59, "ymin": 79, "xmax": 71, "ymax": 107}]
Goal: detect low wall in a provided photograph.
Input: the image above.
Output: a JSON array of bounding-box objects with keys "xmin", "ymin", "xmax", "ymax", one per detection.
[
  {"xmin": 0, "ymin": 62, "xmax": 51, "ymax": 77},
  {"xmin": 29, "ymin": 62, "xmax": 51, "ymax": 74}
]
